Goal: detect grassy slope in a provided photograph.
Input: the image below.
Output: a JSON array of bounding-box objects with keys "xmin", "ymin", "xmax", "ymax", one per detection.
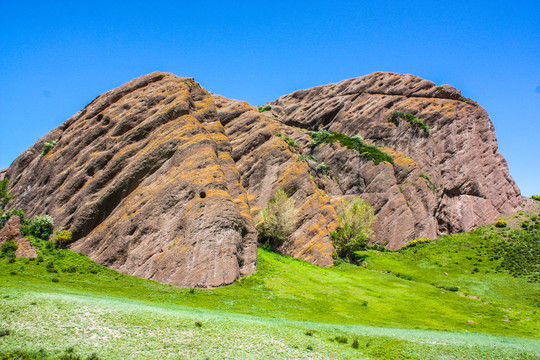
[{"xmin": 0, "ymin": 203, "xmax": 539, "ymax": 359}]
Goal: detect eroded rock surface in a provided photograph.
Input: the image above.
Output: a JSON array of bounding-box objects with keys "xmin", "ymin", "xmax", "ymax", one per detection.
[
  {"xmin": 0, "ymin": 215, "xmax": 22, "ymax": 245},
  {"xmin": 266, "ymin": 72, "xmax": 521, "ymax": 248},
  {"xmin": 6, "ymin": 72, "xmax": 257, "ymax": 287},
  {"xmin": 3, "ymin": 71, "xmax": 521, "ymax": 281}
]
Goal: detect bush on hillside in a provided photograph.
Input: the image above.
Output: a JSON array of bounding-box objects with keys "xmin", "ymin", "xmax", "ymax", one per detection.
[
  {"xmin": 402, "ymin": 238, "xmax": 432, "ymax": 249},
  {"xmin": 256, "ymin": 189, "xmax": 296, "ymax": 250},
  {"xmin": 532, "ymin": 195, "xmax": 540, "ymax": 201},
  {"xmin": 53, "ymin": 230, "xmax": 73, "ymax": 249},
  {"xmin": 1, "ymin": 240, "xmax": 18, "ymax": 259},
  {"xmin": 495, "ymin": 220, "xmax": 507, "ymax": 228},
  {"xmin": 331, "ymin": 197, "xmax": 375, "ymax": 262},
  {"xmin": 23, "ymin": 215, "xmax": 54, "ymax": 240}
]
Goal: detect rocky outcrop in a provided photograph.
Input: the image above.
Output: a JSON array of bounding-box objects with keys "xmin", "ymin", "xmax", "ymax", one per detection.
[
  {"xmin": 213, "ymin": 95, "xmax": 338, "ymax": 266},
  {"xmin": 2, "ymin": 71, "xmax": 521, "ymax": 283},
  {"xmin": 266, "ymin": 72, "xmax": 521, "ymax": 248},
  {"xmin": 0, "ymin": 215, "xmax": 23, "ymax": 244},
  {"xmin": 5, "ymin": 72, "xmax": 257, "ymax": 287},
  {"xmin": 0, "ymin": 216, "xmax": 37, "ymax": 258},
  {"xmin": 15, "ymin": 237, "xmax": 37, "ymax": 258}
]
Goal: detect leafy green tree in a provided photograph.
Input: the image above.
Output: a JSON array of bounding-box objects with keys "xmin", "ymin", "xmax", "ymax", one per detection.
[
  {"xmin": 331, "ymin": 197, "xmax": 375, "ymax": 262},
  {"xmin": 256, "ymin": 189, "xmax": 296, "ymax": 250}
]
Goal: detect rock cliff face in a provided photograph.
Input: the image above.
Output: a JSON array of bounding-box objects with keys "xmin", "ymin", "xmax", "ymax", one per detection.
[
  {"xmin": 266, "ymin": 72, "xmax": 521, "ymax": 248},
  {"xmin": 3, "ymin": 71, "xmax": 521, "ymax": 285},
  {"xmin": 5, "ymin": 72, "xmax": 257, "ymax": 287}
]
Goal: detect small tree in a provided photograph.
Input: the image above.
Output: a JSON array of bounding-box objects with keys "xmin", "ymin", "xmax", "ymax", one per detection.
[
  {"xmin": 256, "ymin": 189, "xmax": 296, "ymax": 250},
  {"xmin": 0, "ymin": 178, "xmax": 12, "ymax": 209},
  {"xmin": 331, "ymin": 197, "xmax": 375, "ymax": 262}
]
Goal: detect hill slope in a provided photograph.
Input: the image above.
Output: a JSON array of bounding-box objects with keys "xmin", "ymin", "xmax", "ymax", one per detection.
[{"xmin": 1, "ymin": 203, "xmax": 538, "ymax": 359}]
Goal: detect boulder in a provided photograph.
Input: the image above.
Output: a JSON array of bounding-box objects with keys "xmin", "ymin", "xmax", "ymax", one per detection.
[{"xmin": 0, "ymin": 215, "xmax": 22, "ymax": 244}]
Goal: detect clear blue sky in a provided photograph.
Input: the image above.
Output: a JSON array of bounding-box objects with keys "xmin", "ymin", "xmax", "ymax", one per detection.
[{"xmin": 1, "ymin": 1, "xmax": 538, "ymax": 196}]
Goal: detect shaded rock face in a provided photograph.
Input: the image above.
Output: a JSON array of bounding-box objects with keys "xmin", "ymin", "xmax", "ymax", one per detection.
[
  {"xmin": 4, "ymin": 71, "xmax": 521, "ymax": 283},
  {"xmin": 6, "ymin": 72, "xmax": 257, "ymax": 287}
]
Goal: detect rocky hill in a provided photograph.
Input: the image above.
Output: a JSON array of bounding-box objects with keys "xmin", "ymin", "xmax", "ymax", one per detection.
[{"xmin": 2, "ymin": 71, "xmax": 522, "ymax": 286}]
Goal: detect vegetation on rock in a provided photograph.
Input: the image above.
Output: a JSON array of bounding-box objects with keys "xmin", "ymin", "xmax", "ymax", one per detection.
[
  {"xmin": 389, "ymin": 111, "xmax": 430, "ymax": 136},
  {"xmin": 419, "ymin": 173, "xmax": 437, "ymax": 192},
  {"xmin": 257, "ymin": 105, "xmax": 272, "ymax": 113},
  {"xmin": 41, "ymin": 139, "xmax": 58, "ymax": 156},
  {"xmin": 0, "ymin": 178, "xmax": 12, "ymax": 209},
  {"xmin": 309, "ymin": 130, "xmax": 394, "ymax": 165}
]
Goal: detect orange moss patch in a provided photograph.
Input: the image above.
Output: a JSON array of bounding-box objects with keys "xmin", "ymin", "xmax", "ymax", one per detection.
[{"xmin": 380, "ymin": 147, "xmax": 417, "ymax": 167}]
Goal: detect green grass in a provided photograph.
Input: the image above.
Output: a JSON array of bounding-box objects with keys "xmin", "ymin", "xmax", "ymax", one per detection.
[{"xmin": 0, "ymin": 206, "xmax": 539, "ymax": 358}]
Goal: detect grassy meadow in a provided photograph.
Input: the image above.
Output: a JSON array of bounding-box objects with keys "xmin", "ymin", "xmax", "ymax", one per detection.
[{"xmin": 0, "ymin": 201, "xmax": 539, "ymax": 359}]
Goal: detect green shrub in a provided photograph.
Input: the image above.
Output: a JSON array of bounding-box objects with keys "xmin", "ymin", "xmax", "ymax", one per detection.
[
  {"xmin": 495, "ymin": 220, "xmax": 508, "ymax": 228},
  {"xmin": 258, "ymin": 105, "xmax": 272, "ymax": 113},
  {"xmin": 435, "ymin": 86, "xmax": 444, "ymax": 91},
  {"xmin": 256, "ymin": 189, "xmax": 296, "ymax": 250},
  {"xmin": 1, "ymin": 240, "xmax": 18, "ymax": 259},
  {"xmin": 0, "ymin": 329, "xmax": 10, "ymax": 337},
  {"xmin": 42, "ymin": 139, "xmax": 58, "ymax": 156},
  {"xmin": 53, "ymin": 230, "xmax": 73, "ymax": 249},
  {"xmin": 24, "ymin": 215, "xmax": 54, "ymax": 240},
  {"xmin": 389, "ymin": 111, "xmax": 430, "ymax": 136},
  {"xmin": 395, "ymin": 273, "xmax": 413, "ymax": 281},
  {"xmin": 46, "ymin": 261, "xmax": 58, "ymax": 273},
  {"xmin": 0, "ymin": 178, "xmax": 12, "ymax": 209},
  {"xmin": 308, "ymin": 130, "xmax": 393, "ymax": 165},
  {"xmin": 532, "ymin": 195, "xmax": 540, "ymax": 201},
  {"xmin": 194, "ymin": 321, "xmax": 203, "ymax": 328},
  {"xmin": 352, "ymin": 338, "xmax": 359, "ymax": 349},
  {"xmin": 333, "ymin": 335, "xmax": 348, "ymax": 344},
  {"xmin": 316, "ymin": 162, "xmax": 330, "ymax": 175},
  {"xmin": 331, "ymin": 197, "xmax": 375, "ymax": 262},
  {"xmin": 283, "ymin": 136, "xmax": 299, "ymax": 148},
  {"xmin": 442, "ymin": 286, "xmax": 459, "ymax": 292},
  {"xmin": 402, "ymin": 238, "xmax": 432, "ymax": 249}
]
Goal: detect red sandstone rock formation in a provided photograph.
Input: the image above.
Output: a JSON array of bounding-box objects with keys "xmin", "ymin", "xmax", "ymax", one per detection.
[{"xmin": 2, "ymin": 71, "xmax": 521, "ymax": 285}]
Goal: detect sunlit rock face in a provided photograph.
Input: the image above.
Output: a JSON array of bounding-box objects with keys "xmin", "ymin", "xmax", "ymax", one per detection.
[{"xmin": 5, "ymin": 71, "xmax": 521, "ymax": 285}]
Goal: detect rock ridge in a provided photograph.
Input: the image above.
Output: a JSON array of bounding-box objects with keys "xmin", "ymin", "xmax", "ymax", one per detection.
[{"xmin": 2, "ymin": 71, "xmax": 522, "ymax": 285}]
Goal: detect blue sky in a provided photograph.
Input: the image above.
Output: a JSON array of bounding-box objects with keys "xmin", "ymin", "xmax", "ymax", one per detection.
[{"xmin": 1, "ymin": 1, "xmax": 538, "ymax": 196}]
